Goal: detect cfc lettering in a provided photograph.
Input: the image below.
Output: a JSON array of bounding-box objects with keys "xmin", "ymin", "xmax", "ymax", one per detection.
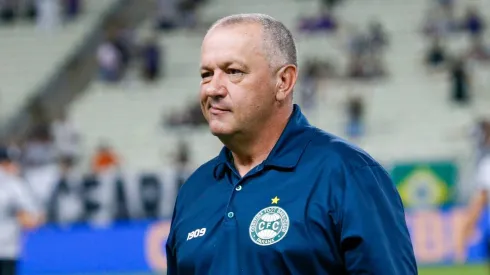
[
  {"xmin": 187, "ymin": 228, "xmax": 207, "ymax": 241},
  {"xmin": 258, "ymin": 222, "xmax": 265, "ymax": 231},
  {"xmin": 272, "ymin": 221, "xmax": 280, "ymax": 231}
]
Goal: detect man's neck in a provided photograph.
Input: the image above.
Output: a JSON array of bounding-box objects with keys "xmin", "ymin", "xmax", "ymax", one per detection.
[{"xmin": 223, "ymin": 106, "xmax": 293, "ymax": 177}]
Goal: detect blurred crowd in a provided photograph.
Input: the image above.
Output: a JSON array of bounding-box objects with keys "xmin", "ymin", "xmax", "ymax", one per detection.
[
  {"xmin": 154, "ymin": 0, "xmax": 208, "ymax": 31},
  {"xmin": 0, "ymin": 0, "xmax": 83, "ymax": 29},
  {"xmin": 423, "ymin": 0, "xmax": 490, "ymax": 105},
  {"xmin": 297, "ymin": 0, "xmax": 490, "ymax": 141},
  {"xmin": 96, "ymin": 21, "xmax": 149, "ymax": 83},
  {"xmin": 96, "ymin": 0, "xmax": 209, "ymax": 85},
  {"xmin": 0, "ymin": 107, "xmax": 192, "ymax": 226},
  {"xmin": 3, "ymin": 0, "xmax": 490, "ymax": 228}
]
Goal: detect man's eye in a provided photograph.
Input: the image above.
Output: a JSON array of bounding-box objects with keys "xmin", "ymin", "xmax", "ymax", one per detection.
[
  {"xmin": 228, "ymin": 69, "xmax": 243, "ymax": 75},
  {"xmin": 201, "ymin": 72, "xmax": 212, "ymax": 79}
]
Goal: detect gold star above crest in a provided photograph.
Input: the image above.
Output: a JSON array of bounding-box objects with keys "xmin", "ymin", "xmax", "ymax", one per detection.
[{"xmin": 271, "ymin": 196, "xmax": 280, "ymax": 204}]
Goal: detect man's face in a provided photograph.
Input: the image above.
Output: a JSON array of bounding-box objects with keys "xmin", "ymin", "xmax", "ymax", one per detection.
[{"xmin": 200, "ymin": 23, "xmax": 277, "ymax": 137}]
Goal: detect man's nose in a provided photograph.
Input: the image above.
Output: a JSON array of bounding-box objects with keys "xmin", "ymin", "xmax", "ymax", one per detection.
[{"xmin": 205, "ymin": 72, "xmax": 227, "ymax": 97}]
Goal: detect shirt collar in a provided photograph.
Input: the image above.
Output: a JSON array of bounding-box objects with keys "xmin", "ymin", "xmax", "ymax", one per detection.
[{"xmin": 213, "ymin": 104, "xmax": 312, "ymax": 179}]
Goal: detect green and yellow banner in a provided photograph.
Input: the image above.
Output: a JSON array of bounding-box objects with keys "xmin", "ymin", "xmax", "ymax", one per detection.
[{"xmin": 390, "ymin": 161, "xmax": 458, "ymax": 209}]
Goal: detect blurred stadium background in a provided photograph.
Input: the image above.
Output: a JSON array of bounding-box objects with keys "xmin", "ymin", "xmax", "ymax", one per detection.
[{"xmin": 1, "ymin": 0, "xmax": 490, "ymax": 274}]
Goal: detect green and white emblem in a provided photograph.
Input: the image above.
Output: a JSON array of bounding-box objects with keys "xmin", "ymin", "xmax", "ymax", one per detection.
[{"xmin": 249, "ymin": 206, "xmax": 290, "ymax": 246}]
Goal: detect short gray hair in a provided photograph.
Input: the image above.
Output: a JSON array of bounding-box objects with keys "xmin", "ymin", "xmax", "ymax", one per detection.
[{"xmin": 208, "ymin": 13, "xmax": 297, "ymax": 68}]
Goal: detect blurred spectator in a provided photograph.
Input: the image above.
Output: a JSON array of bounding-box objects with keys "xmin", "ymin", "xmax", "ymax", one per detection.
[
  {"xmin": 298, "ymin": 9, "xmax": 337, "ymax": 33},
  {"xmin": 177, "ymin": 0, "xmax": 199, "ymax": 29},
  {"xmin": 1, "ymin": 0, "xmax": 83, "ymax": 24},
  {"xmin": 439, "ymin": 0, "xmax": 455, "ymax": 21},
  {"xmin": 320, "ymin": 0, "xmax": 343, "ymax": 11},
  {"xmin": 346, "ymin": 27, "xmax": 369, "ymax": 79},
  {"xmin": 138, "ymin": 173, "xmax": 161, "ymax": 219},
  {"xmin": 50, "ymin": 110, "xmax": 81, "ymax": 161},
  {"xmin": 97, "ymin": 37, "xmax": 122, "ymax": 83},
  {"xmin": 344, "ymin": 24, "xmax": 388, "ymax": 79},
  {"xmin": 91, "ymin": 143, "xmax": 120, "ymax": 173},
  {"xmin": 21, "ymin": 124, "xmax": 57, "ymax": 168},
  {"xmin": 424, "ymin": 37, "xmax": 448, "ymax": 69},
  {"xmin": 112, "ymin": 22, "xmax": 135, "ymax": 74},
  {"xmin": 24, "ymin": 0, "xmax": 37, "ymax": 20},
  {"xmin": 36, "ymin": 0, "xmax": 62, "ymax": 31},
  {"xmin": 345, "ymin": 96, "xmax": 365, "ymax": 139},
  {"xmin": 347, "ymin": 28, "xmax": 386, "ymax": 79},
  {"xmin": 466, "ymin": 35, "xmax": 490, "ymax": 63},
  {"xmin": 0, "ymin": 146, "xmax": 44, "ymax": 275},
  {"xmin": 422, "ymin": 2, "xmax": 457, "ymax": 38},
  {"xmin": 156, "ymin": 0, "xmax": 178, "ymax": 30},
  {"xmin": 0, "ymin": 0, "xmax": 16, "ymax": 23},
  {"xmin": 21, "ymin": 124, "xmax": 59, "ymax": 208},
  {"xmin": 141, "ymin": 34, "xmax": 162, "ymax": 82},
  {"xmin": 173, "ymin": 141, "xmax": 192, "ymax": 189},
  {"xmin": 365, "ymin": 21, "xmax": 389, "ymax": 78},
  {"xmin": 474, "ymin": 119, "xmax": 490, "ymax": 162},
  {"xmin": 4, "ymin": 141, "xmax": 21, "ymax": 163},
  {"xmin": 438, "ymin": 0, "xmax": 454, "ymax": 9},
  {"xmin": 64, "ymin": 0, "xmax": 82, "ymax": 20},
  {"xmin": 96, "ymin": 21, "xmax": 137, "ymax": 83},
  {"xmin": 346, "ymin": 55, "xmax": 365, "ymax": 79},
  {"xmin": 298, "ymin": 57, "xmax": 337, "ymax": 111},
  {"xmin": 300, "ymin": 61, "xmax": 320, "ymax": 111},
  {"xmin": 462, "ymin": 6, "xmax": 485, "ymax": 37},
  {"xmin": 367, "ymin": 20, "xmax": 389, "ymax": 53},
  {"xmin": 47, "ymin": 156, "xmax": 83, "ymax": 224},
  {"xmin": 449, "ymin": 57, "xmax": 471, "ymax": 105},
  {"xmin": 347, "ymin": 26, "xmax": 367, "ymax": 56}
]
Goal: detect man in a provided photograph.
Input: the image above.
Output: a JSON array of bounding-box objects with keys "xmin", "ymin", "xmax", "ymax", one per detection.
[
  {"xmin": 166, "ymin": 13, "xmax": 417, "ymax": 274},
  {"xmin": 0, "ymin": 146, "xmax": 44, "ymax": 275},
  {"xmin": 457, "ymin": 127, "xmax": 490, "ymax": 263}
]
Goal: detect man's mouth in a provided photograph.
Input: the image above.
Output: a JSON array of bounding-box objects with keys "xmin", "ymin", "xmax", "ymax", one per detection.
[{"xmin": 209, "ymin": 106, "xmax": 230, "ymax": 115}]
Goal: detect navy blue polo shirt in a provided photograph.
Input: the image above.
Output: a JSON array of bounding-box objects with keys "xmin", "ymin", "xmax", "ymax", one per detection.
[{"xmin": 166, "ymin": 105, "xmax": 417, "ymax": 275}]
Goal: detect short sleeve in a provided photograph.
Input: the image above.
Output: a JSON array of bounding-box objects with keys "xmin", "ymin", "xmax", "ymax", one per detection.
[
  {"xmin": 339, "ymin": 165, "xmax": 418, "ymax": 274},
  {"xmin": 477, "ymin": 157, "xmax": 490, "ymax": 189}
]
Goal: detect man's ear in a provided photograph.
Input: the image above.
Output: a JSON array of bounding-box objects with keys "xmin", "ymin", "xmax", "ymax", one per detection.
[{"xmin": 275, "ymin": 64, "xmax": 298, "ymax": 101}]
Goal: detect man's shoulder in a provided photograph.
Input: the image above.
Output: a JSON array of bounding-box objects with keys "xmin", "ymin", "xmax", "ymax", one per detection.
[{"xmin": 305, "ymin": 127, "xmax": 380, "ymax": 172}]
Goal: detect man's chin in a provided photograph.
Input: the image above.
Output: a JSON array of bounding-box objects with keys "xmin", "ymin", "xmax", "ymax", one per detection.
[
  {"xmin": 209, "ymin": 128, "xmax": 232, "ymax": 137},
  {"xmin": 208, "ymin": 122, "xmax": 234, "ymax": 137}
]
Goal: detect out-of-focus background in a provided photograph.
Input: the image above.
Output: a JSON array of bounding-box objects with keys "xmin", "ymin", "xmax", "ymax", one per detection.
[{"xmin": 1, "ymin": 0, "xmax": 490, "ymax": 274}]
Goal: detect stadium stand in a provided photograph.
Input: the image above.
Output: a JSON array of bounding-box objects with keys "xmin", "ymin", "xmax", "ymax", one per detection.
[
  {"xmin": 0, "ymin": 0, "xmax": 121, "ymax": 128},
  {"xmin": 70, "ymin": 0, "xmax": 490, "ymax": 171}
]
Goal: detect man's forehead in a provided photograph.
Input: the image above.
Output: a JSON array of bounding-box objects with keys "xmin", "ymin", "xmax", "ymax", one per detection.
[
  {"xmin": 201, "ymin": 24, "xmax": 267, "ymax": 67},
  {"xmin": 199, "ymin": 58, "xmax": 248, "ymax": 70},
  {"xmin": 206, "ymin": 21, "xmax": 263, "ymax": 39},
  {"xmin": 202, "ymin": 23, "xmax": 264, "ymax": 51}
]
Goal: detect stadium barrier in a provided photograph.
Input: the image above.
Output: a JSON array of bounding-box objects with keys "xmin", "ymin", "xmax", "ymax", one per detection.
[{"xmin": 18, "ymin": 207, "xmax": 488, "ymax": 274}]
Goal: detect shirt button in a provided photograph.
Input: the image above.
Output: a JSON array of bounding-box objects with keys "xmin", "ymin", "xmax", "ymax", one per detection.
[
  {"xmin": 227, "ymin": 212, "xmax": 234, "ymax": 218},
  {"xmin": 235, "ymin": 185, "xmax": 242, "ymax": 191}
]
